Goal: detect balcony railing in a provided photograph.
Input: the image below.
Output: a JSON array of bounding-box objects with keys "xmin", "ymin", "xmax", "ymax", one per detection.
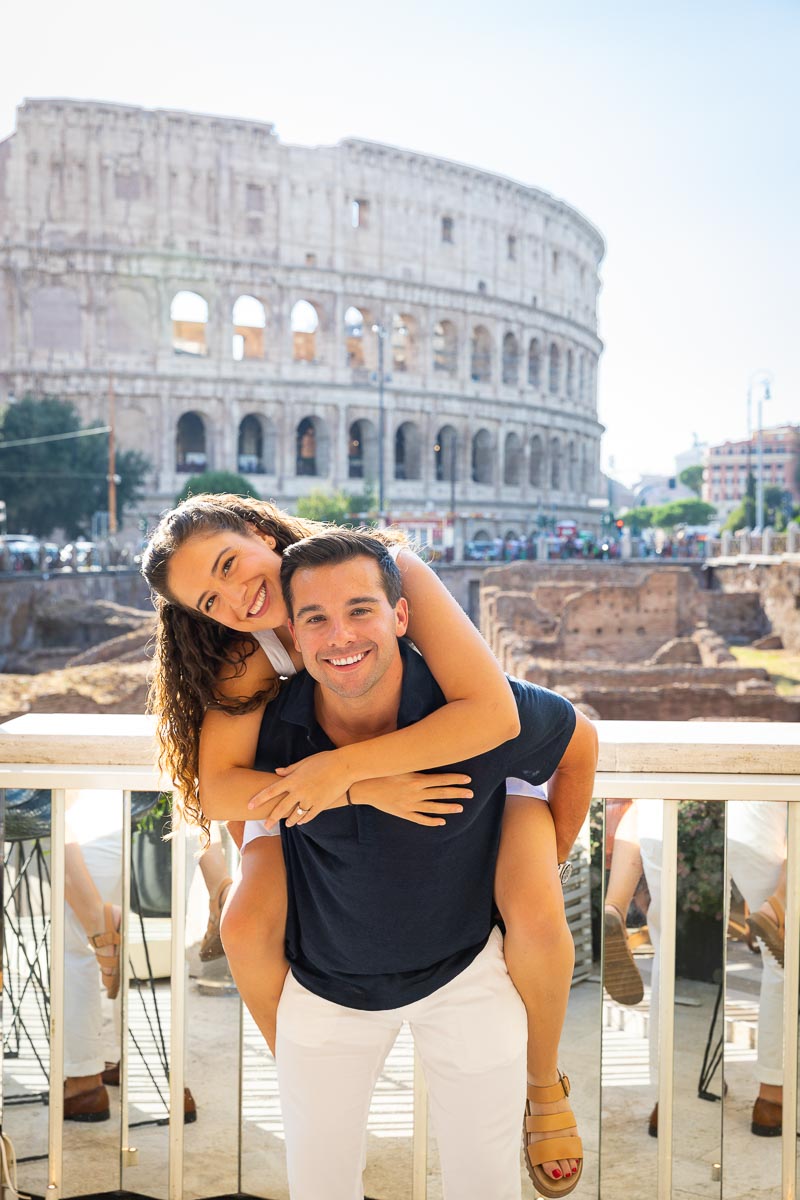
[{"xmin": 1, "ymin": 715, "xmax": 799, "ymax": 1200}]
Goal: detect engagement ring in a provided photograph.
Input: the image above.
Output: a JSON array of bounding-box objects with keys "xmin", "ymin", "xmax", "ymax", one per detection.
[{"xmin": 295, "ymin": 806, "xmax": 308, "ymax": 817}]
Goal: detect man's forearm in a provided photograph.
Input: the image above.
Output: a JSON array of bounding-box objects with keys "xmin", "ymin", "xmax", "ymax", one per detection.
[{"xmin": 547, "ymin": 712, "xmax": 598, "ymax": 861}]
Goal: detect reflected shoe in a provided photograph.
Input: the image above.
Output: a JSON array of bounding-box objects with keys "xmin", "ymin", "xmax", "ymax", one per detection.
[
  {"xmin": 746, "ymin": 896, "xmax": 785, "ymax": 968},
  {"xmin": 648, "ymin": 1103, "xmax": 658, "ymax": 1138},
  {"xmin": 64, "ymin": 1083, "xmax": 110, "ymax": 1123},
  {"xmin": 182, "ymin": 1087, "xmax": 197, "ymax": 1124},
  {"xmin": 101, "ymin": 1060, "xmax": 120, "ymax": 1086},
  {"xmin": 752, "ymin": 1097, "xmax": 782, "ymax": 1137},
  {"xmin": 199, "ymin": 877, "xmax": 233, "ymax": 962},
  {"xmin": 603, "ymin": 903, "xmax": 645, "ymax": 1006}
]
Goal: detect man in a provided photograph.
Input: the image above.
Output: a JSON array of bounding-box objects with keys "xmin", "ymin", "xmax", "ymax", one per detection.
[{"xmin": 257, "ymin": 531, "xmax": 595, "ymax": 1199}]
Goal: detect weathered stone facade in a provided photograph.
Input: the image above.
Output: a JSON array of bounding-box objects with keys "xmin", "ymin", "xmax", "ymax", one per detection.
[
  {"xmin": 480, "ymin": 562, "xmax": 800, "ymax": 722},
  {"xmin": 0, "ymin": 99, "xmax": 605, "ymax": 543}
]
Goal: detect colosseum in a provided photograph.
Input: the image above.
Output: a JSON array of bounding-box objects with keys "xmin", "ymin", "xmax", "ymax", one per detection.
[{"xmin": 0, "ymin": 98, "xmax": 605, "ymax": 548}]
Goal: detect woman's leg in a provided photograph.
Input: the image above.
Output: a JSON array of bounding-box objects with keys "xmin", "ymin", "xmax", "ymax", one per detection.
[
  {"xmin": 495, "ymin": 794, "xmax": 578, "ymax": 1184},
  {"xmin": 219, "ymin": 835, "xmax": 288, "ymax": 1055}
]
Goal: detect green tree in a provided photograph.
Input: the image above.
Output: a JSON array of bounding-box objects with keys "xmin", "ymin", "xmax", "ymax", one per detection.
[
  {"xmin": 678, "ymin": 464, "xmax": 704, "ymax": 497},
  {"xmin": 296, "ymin": 485, "xmax": 377, "ymax": 526},
  {"xmin": 176, "ymin": 471, "xmax": 261, "ymax": 504},
  {"xmin": 650, "ymin": 498, "xmax": 716, "ymax": 529},
  {"xmin": 621, "ymin": 505, "xmax": 656, "ymax": 531},
  {"xmin": 0, "ymin": 395, "xmax": 150, "ymax": 536}
]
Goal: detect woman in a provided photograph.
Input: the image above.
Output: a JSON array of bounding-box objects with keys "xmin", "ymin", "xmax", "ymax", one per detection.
[{"xmin": 142, "ymin": 493, "xmax": 586, "ymax": 1194}]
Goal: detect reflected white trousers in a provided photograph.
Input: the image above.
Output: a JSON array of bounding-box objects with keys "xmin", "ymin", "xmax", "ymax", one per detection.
[
  {"xmin": 275, "ymin": 927, "xmax": 527, "ymax": 1200},
  {"xmin": 637, "ymin": 800, "xmax": 786, "ymax": 1088}
]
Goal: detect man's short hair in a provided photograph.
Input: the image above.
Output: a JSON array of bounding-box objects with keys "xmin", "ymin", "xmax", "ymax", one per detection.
[{"xmin": 280, "ymin": 532, "xmax": 403, "ymax": 617}]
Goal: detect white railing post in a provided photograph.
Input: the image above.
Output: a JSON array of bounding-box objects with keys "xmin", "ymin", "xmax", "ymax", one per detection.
[
  {"xmin": 168, "ymin": 817, "xmax": 187, "ymax": 1200},
  {"xmin": 47, "ymin": 789, "xmax": 66, "ymax": 1200},
  {"xmin": 656, "ymin": 798, "xmax": 679, "ymax": 1200},
  {"xmin": 782, "ymin": 801, "xmax": 800, "ymax": 1200}
]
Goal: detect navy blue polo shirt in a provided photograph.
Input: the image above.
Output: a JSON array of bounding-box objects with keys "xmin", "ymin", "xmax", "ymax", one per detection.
[{"xmin": 254, "ymin": 640, "xmax": 576, "ymax": 1010}]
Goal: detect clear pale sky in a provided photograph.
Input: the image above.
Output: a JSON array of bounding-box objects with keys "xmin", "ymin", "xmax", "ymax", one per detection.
[{"xmin": 2, "ymin": 0, "xmax": 797, "ymax": 486}]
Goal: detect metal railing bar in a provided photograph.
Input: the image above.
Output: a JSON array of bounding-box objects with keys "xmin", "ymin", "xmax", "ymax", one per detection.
[
  {"xmin": 782, "ymin": 801, "xmax": 800, "ymax": 1200},
  {"xmin": 47, "ymin": 788, "xmax": 65, "ymax": 1198},
  {"xmin": 168, "ymin": 820, "xmax": 187, "ymax": 1200},
  {"xmin": 656, "ymin": 799, "xmax": 678, "ymax": 1200}
]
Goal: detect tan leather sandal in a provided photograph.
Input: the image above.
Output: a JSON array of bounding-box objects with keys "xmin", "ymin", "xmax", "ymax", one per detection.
[
  {"xmin": 199, "ymin": 876, "xmax": 233, "ymax": 962},
  {"xmin": 603, "ymin": 902, "xmax": 644, "ymax": 1005},
  {"xmin": 746, "ymin": 895, "xmax": 785, "ymax": 967},
  {"xmin": 523, "ymin": 1072, "xmax": 583, "ymax": 1197},
  {"xmin": 89, "ymin": 903, "xmax": 121, "ymax": 999}
]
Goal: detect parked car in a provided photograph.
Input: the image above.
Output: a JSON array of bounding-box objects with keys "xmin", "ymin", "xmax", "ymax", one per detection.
[
  {"xmin": 60, "ymin": 540, "xmax": 98, "ymax": 568},
  {"xmin": 1, "ymin": 534, "xmax": 40, "ymax": 570},
  {"xmin": 464, "ymin": 539, "xmax": 501, "ymax": 561}
]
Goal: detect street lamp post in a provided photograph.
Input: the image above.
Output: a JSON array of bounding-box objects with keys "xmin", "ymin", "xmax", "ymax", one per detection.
[{"xmin": 748, "ymin": 371, "xmax": 773, "ymax": 532}]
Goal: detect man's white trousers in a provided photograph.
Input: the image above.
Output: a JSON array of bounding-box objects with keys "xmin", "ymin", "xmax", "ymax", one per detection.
[{"xmin": 275, "ymin": 926, "xmax": 527, "ymax": 1200}]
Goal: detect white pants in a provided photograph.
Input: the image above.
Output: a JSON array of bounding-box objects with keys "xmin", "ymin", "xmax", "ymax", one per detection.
[
  {"xmin": 728, "ymin": 801, "xmax": 787, "ymax": 1086},
  {"xmin": 275, "ymin": 926, "xmax": 527, "ymax": 1200},
  {"xmin": 64, "ymin": 791, "xmax": 123, "ymax": 1077},
  {"xmin": 635, "ymin": 799, "xmax": 787, "ymax": 1088}
]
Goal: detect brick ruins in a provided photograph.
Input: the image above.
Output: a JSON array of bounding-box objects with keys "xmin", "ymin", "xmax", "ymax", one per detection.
[{"xmin": 481, "ymin": 563, "xmax": 800, "ymax": 721}]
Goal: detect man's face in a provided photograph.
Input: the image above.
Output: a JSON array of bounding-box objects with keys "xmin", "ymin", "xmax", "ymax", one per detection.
[{"xmin": 288, "ymin": 556, "xmax": 409, "ymax": 700}]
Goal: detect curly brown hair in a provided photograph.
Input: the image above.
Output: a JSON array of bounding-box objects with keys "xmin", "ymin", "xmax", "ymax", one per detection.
[{"xmin": 141, "ymin": 492, "xmax": 403, "ymax": 839}]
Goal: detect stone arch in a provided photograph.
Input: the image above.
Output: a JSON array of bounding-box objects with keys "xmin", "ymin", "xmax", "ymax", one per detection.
[
  {"xmin": 395, "ymin": 422, "xmax": 422, "ymax": 481},
  {"xmin": 176, "ymin": 411, "xmax": 208, "ymax": 473},
  {"xmin": 434, "ymin": 425, "xmax": 458, "ymax": 483},
  {"xmin": 581, "ymin": 442, "xmax": 591, "ymax": 491},
  {"xmin": 106, "ymin": 286, "xmax": 151, "ymax": 354},
  {"xmin": 548, "ymin": 342, "xmax": 560, "ymax": 394},
  {"xmin": 566, "ymin": 349, "xmax": 574, "ymax": 399},
  {"xmin": 432, "ymin": 320, "xmax": 458, "ymax": 374},
  {"xmin": 502, "ymin": 332, "xmax": 519, "ymax": 386},
  {"xmin": 232, "ymin": 294, "xmax": 266, "ymax": 361},
  {"xmin": 504, "ymin": 432, "xmax": 523, "ymax": 486},
  {"xmin": 31, "ymin": 284, "xmax": 82, "ymax": 351},
  {"xmin": 471, "ymin": 428, "xmax": 493, "ymax": 484},
  {"xmin": 237, "ymin": 413, "xmax": 276, "ymax": 474},
  {"xmin": 528, "ymin": 337, "xmax": 541, "ymax": 388},
  {"xmin": 578, "ymin": 354, "xmax": 585, "ymax": 406},
  {"xmin": 470, "ymin": 326, "xmax": 492, "ymax": 383},
  {"xmin": 345, "ymin": 305, "xmax": 366, "ymax": 368},
  {"xmin": 296, "ymin": 415, "xmax": 329, "ymax": 476},
  {"xmin": 391, "ymin": 312, "xmax": 417, "ymax": 374},
  {"xmin": 291, "ymin": 300, "xmax": 320, "ymax": 362},
  {"xmin": 529, "ymin": 434, "xmax": 544, "ymax": 488},
  {"xmin": 550, "ymin": 437, "xmax": 562, "ymax": 489},
  {"xmin": 567, "ymin": 440, "xmax": 578, "ymax": 489},
  {"xmin": 171, "ymin": 291, "xmax": 208, "ymax": 356},
  {"xmin": 348, "ymin": 418, "xmax": 378, "ymax": 480}
]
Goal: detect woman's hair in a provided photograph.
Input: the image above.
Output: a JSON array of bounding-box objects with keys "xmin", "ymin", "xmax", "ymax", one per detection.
[{"xmin": 141, "ymin": 492, "xmax": 404, "ymax": 839}]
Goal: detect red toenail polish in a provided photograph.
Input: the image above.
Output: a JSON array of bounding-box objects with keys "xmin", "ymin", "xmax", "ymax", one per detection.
[{"xmin": 552, "ymin": 1169, "xmax": 562, "ymax": 1178}]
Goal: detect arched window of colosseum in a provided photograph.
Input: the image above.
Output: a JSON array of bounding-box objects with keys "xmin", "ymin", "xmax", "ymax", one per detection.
[
  {"xmin": 578, "ymin": 355, "xmax": 585, "ymax": 405},
  {"xmin": 232, "ymin": 295, "xmax": 266, "ymax": 361},
  {"xmin": 176, "ymin": 412, "xmax": 207, "ymax": 473},
  {"xmin": 441, "ymin": 216, "xmax": 454, "ymax": 244},
  {"xmin": 550, "ymin": 437, "xmax": 562, "ymax": 489},
  {"xmin": 345, "ymin": 306, "xmax": 366, "ymax": 368},
  {"xmin": 548, "ymin": 343, "xmax": 560, "ymax": 394},
  {"xmin": 296, "ymin": 416, "xmax": 329, "ymax": 477},
  {"xmin": 432, "ymin": 321, "xmax": 457, "ymax": 374},
  {"xmin": 395, "ymin": 423, "xmax": 422, "ymax": 481},
  {"xmin": 502, "ymin": 333, "xmax": 519, "ymax": 386},
  {"xmin": 470, "ymin": 326, "xmax": 492, "ymax": 383},
  {"xmin": 434, "ymin": 426, "xmax": 458, "ymax": 483},
  {"xmin": 106, "ymin": 287, "xmax": 151, "ymax": 354},
  {"xmin": 529, "ymin": 435, "xmax": 544, "ymax": 487},
  {"xmin": 391, "ymin": 314, "xmax": 415, "ymax": 373},
  {"xmin": 171, "ymin": 291, "xmax": 209, "ymax": 357},
  {"xmin": 471, "ymin": 429, "xmax": 493, "ymax": 485},
  {"xmin": 567, "ymin": 441, "xmax": 578, "ymax": 489},
  {"xmin": 581, "ymin": 443, "xmax": 591, "ymax": 491},
  {"xmin": 473, "ymin": 528, "xmax": 491, "ymax": 543},
  {"xmin": 566, "ymin": 350, "xmax": 574, "ymax": 399},
  {"xmin": 528, "ymin": 338, "xmax": 541, "ymax": 388},
  {"xmin": 31, "ymin": 285, "xmax": 82, "ymax": 351},
  {"xmin": 507, "ymin": 235, "xmax": 517, "ymax": 261},
  {"xmin": 238, "ymin": 415, "xmax": 269, "ymax": 474},
  {"xmin": 504, "ymin": 432, "xmax": 523, "ymax": 486},
  {"xmin": 291, "ymin": 300, "xmax": 320, "ymax": 362},
  {"xmin": 348, "ymin": 419, "xmax": 377, "ymax": 481}
]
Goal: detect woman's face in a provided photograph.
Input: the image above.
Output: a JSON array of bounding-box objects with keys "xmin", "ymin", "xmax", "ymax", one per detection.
[{"xmin": 166, "ymin": 526, "xmax": 288, "ymax": 632}]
